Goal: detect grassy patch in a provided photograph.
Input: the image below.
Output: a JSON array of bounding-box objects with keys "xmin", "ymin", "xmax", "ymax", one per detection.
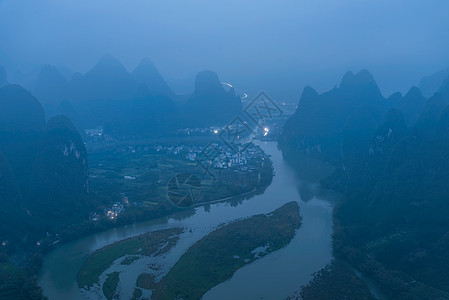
[
  {"xmin": 88, "ymin": 140, "xmax": 272, "ymax": 212},
  {"xmin": 0, "ymin": 262, "xmax": 42, "ymax": 299},
  {"xmin": 102, "ymin": 272, "xmax": 119, "ymax": 300},
  {"xmin": 77, "ymin": 227, "xmax": 183, "ymax": 289},
  {"xmin": 151, "ymin": 201, "xmax": 301, "ymax": 299},
  {"xmin": 136, "ymin": 273, "xmax": 157, "ymax": 290}
]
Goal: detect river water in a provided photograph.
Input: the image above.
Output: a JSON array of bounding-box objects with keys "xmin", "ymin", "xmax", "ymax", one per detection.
[{"xmin": 38, "ymin": 141, "xmax": 336, "ymax": 300}]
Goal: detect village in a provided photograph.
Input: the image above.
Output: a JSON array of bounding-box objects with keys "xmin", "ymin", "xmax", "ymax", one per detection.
[{"xmin": 153, "ymin": 142, "xmax": 267, "ymax": 171}]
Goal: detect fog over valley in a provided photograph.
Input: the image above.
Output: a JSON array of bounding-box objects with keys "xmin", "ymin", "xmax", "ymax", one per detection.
[
  {"xmin": 1, "ymin": 1, "xmax": 449, "ymax": 300},
  {"xmin": 1, "ymin": 0, "xmax": 449, "ymax": 98}
]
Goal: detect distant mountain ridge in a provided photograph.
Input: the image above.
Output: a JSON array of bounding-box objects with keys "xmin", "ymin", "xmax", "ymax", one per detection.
[
  {"xmin": 29, "ymin": 55, "xmax": 240, "ymax": 134},
  {"xmin": 282, "ymin": 70, "xmax": 429, "ymax": 161},
  {"xmin": 387, "ymin": 86, "xmax": 426, "ymax": 125},
  {"xmin": 281, "ymin": 70, "xmax": 388, "ymax": 162},
  {"xmin": 132, "ymin": 57, "xmax": 175, "ymax": 98},
  {"xmin": 419, "ymin": 68, "xmax": 449, "ymax": 97},
  {"xmin": 32, "ymin": 54, "xmax": 176, "ymax": 106},
  {"xmin": 182, "ymin": 70, "xmax": 242, "ymax": 127},
  {"xmin": 281, "ymin": 68, "xmax": 449, "ymax": 298},
  {"xmin": 439, "ymin": 74, "xmax": 449, "ymax": 100},
  {"xmin": 33, "ymin": 65, "xmax": 69, "ymax": 106},
  {"xmin": 69, "ymin": 54, "xmax": 138, "ymax": 102}
]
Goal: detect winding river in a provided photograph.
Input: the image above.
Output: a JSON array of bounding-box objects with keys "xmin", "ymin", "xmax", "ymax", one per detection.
[{"xmin": 38, "ymin": 141, "xmax": 337, "ymax": 300}]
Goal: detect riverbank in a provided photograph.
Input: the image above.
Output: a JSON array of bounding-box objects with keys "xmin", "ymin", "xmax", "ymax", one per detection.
[
  {"xmin": 77, "ymin": 202, "xmax": 300, "ymax": 300},
  {"xmin": 77, "ymin": 228, "xmax": 183, "ymax": 290},
  {"xmin": 280, "ymin": 143, "xmax": 449, "ymax": 300},
  {"xmin": 20, "ymin": 138, "xmax": 273, "ymax": 297},
  {"xmin": 152, "ymin": 201, "xmax": 301, "ymax": 299},
  {"xmin": 39, "ymin": 141, "xmax": 336, "ymax": 300},
  {"xmin": 288, "ymin": 261, "xmax": 376, "ymax": 300}
]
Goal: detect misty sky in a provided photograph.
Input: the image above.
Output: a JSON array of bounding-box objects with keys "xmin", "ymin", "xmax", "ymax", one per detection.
[{"xmin": 1, "ymin": 0, "xmax": 448, "ymax": 99}]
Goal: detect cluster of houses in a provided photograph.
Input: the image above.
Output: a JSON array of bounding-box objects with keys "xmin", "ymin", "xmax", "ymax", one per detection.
[
  {"xmin": 176, "ymin": 126, "xmax": 221, "ymax": 136},
  {"xmin": 88, "ymin": 194, "xmax": 129, "ymax": 222},
  {"xmin": 105, "ymin": 194, "xmax": 129, "ymax": 219},
  {"xmin": 84, "ymin": 126, "xmax": 104, "ymax": 137},
  {"xmin": 120, "ymin": 143, "xmax": 264, "ymax": 172},
  {"xmin": 105, "ymin": 202, "xmax": 123, "ymax": 219},
  {"xmin": 153, "ymin": 143, "xmax": 266, "ymax": 171}
]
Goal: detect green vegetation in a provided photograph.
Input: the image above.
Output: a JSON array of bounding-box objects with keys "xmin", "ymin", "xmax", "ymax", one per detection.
[
  {"xmin": 74, "ymin": 138, "xmax": 273, "ymax": 294},
  {"xmin": 136, "ymin": 273, "xmax": 157, "ymax": 290},
  {"xmin": 0, "ymin": 62, "xmax": 273, "ymax": 299},
  {"xmin": 77, "ymin": 227, "xmax": 182, "ymax": 289},
  {"xmin": 102, "ymin": 272, "xmax": 120, "ymax": 300},
  {"xmin": 0, "ymin": 136, "xmax": 273, "ymax": 300},
  {"xmin": 281, "ymin": 71, "xmax": 449, "ymax": 298},
  {"xmin": 293, "ymin": 261, "xmax": 376, "ymax": 300},
  {"xmin": 131, "ymin": 288, "xmax": 143, "ymax": 300},
  {"xmin": 0, "ymin": 262, "xmax": 43, "ymax": 300},
  {"xmin": 329, "ymin": 102, "xmax": 449, "ymax": 299},
  {"xmin": 88, "ymin": 139, "xmax": 272, "ymax": 213},
  {"xmin": 0, "ymin": 85, "xmax": 273, "ymax": 299},
  {"xmin": 151, "ymin": 201, "xmax": 301, "ymax": 300}
]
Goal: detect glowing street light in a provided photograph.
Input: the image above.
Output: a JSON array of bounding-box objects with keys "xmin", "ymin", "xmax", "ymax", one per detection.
[{"xmin": 263, "ymin": 127, "xmax": 269, "ymax": 136}]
